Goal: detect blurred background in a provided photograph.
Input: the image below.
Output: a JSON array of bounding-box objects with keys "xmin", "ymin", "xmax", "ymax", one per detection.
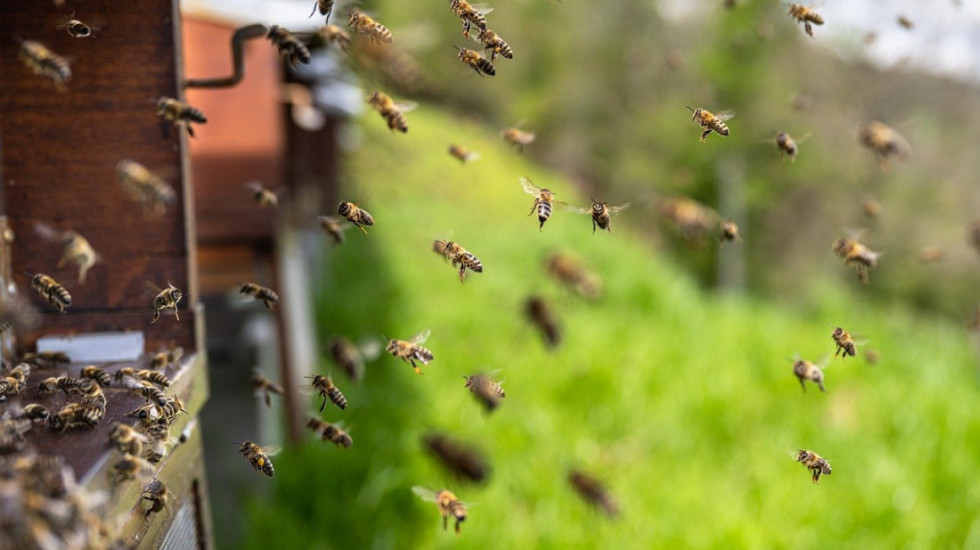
[{"xmin": 177, "ymin": 0, "xmax": 980, "ymax": 547}]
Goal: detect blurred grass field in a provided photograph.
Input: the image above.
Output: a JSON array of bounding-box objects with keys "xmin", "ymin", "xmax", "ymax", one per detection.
[{"xmin": 240, "ymin": 106, "xmax": 980, "ymax": 549}]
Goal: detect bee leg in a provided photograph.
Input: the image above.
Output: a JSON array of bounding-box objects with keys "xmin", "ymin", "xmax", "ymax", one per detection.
[
  {"xmin": 319, "ymin": 394, "xmax": 327, "ymax": 412},
  {"xmin": 528, "ymin": 200, "xmax": 539, "ymax": 217},
  {"xmin": 458, "ymin": 266, "xmax": 466, "ymax": 283},
  {"xmin": 804, "ymin": 21, "xmax": 813, "ymax": 37},
  {"xmin": 539, "ymin": 218, "xmax": 545, "ymax": 232},
  {"xmin": 354, "ymin": 222, "xmax": 368, "ymax": 235},
  {"xmin": 592, "ymin": 219, "xmax": 597, "ymax": 234},
  {"xmin": 471, "ymin": 66, "xmax": 484, "ymax": 78},
  {"xmin": 264, "ymin": 392, "xmax": 271, "ymax": 408},
  {"xmin": 817, "ymin": 380, "xmax": 826, "ymax": 393},
  {"xmin": 443, "ymin": 514, "xmax": 448, "ymax": 531},
  {"xmin": 798, "ymin": 378, "xmax": 806, "ymax": 393},
  {"xmin": 185, "ymin": 124, "xmax": 195, "ymax": 138},
  {"xmin": 700, "ymin": 129, "xmax": 712, "ymax": 142},
  {"xmin": 455, "ymin": 518, "xmax": 461, "ymax": 534},
  {"xmin": 151, "ymin": 310, "xmax": 160, "ymax": 324},
  {"xmin": 173, "ymin": 307, "xmax": 180, "ymax": 321}
]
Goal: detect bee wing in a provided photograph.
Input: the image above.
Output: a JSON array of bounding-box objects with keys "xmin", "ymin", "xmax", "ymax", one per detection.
[
  {"xmin": 566, "ymin": 205, "xmax": 592, "ymax": 215},
  {"xmin": 260, "ymin": 444, "xmax": 282, "ymax": 456},
  {"xmin": 519, "ymin": 177, "xmax": 541, "ymax": 196},
  {"xmin": 486, "ymin": 368, "xmax": 505, "ymax": 383},
  {"xmin": 244, "ymin": 181, "xmax": 266, "ymax": 193},
  {"xmin": 411, "ymin": 486, "xmax": 438, "ymax": 502},
  {"xmin": 144, "ymin": 281, "xmax": 163, "ymax": 296},
  {"xmin": 33, "ymin": 222, "xmax": 63, "ymax": 243},
  {"xmin": 714, "ymin": 110, "xmax": 736, "ymax": 122},
  {"xmin": 607, "ymin": 203, "xmax": 631, "ymax": 214},
  {"xmin": 410, "ymin": 329, "xmax": 431, "ymax": 345},
  {"xmin": 395, "ymin": 101, "xmax": 418, "ymax": 113},
  {"xmin": 432, "ymin": 239, "xmax": 450, "ymax": 254},
  {"xmin": 471, "ymin": 4, "xmax": 494, "ymax": 15},
  {"xmin": 552, "ymin": 199, "xmax": 569, "ymax": 208}
]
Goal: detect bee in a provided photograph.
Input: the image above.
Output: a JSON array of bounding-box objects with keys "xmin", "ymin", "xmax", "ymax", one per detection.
[
  {"xmin": 432, "ymin": 240, "xmax": 484, "ymax": 282},
  {"xmin": 463, "ymin": 371, "xmax": 505, "ymax": 413},
  {"xmin": 18, "ymin": 39, "xmax": 71, "ymax": 90},
  {"xmin": 573, "ymin": 199, "xmax": 630, "ymax": 234},
  {"xmin": 322, "ymin": 422, "xmax": 353, "ymax": 448},
  {"xmin": 832, "ymin": 238, "xmax": 880, "ymax": 284},
  {"xmin": 21, "ymin": 404, "xmax": 50, "ymax": 421},
  {"xmin": 250, "ymin": 373, "xmax": 284, "ymax": 407},
  {"xmin": 31, "ymin": 273, "xmax": 71, "ymax": 312},
  {"xmin": 367, "ymin": 91, "xmax": 415, "ymax": 133},
  {"xmin": 156, "ymin": 97, "xmax": 207, "ymax": 138},
  {"xmin": 862, "ymin": 198, "xmax": 882, "ymax": 220},
  {"xmin": 138, "ymin": 370, "xmax": 172, "ymax": 388},
  {"xmin": 385, "ymin": 330, "xmax": 433, "ymax": 375},
  {"xmin": 78, "ymin": 378, "xmax": 107, "ymax": 408},
  {"xmin": 858, "ymin": 120, "xmax": 911, "ymax": 170},
  {"xmin": 501, "ymin": 127, "xmax": 535, "ymax": 152},
  {"xmin": 317, "ymin": 25, "xmax": 351, "ymax": 51},
  {"xmin": 831, "ymin": 326, "xmax": 858, "ymax": 358},
  {"xmin": 338, "ymin": 201, "xmax": 375, "ymax": 234},
  {"xmin": 348, "ymin": 9, "xmax": 393, "ymax": 44},
  {"xmin": 151, "ymin": 347, "xmax": 183, "ymax": 370},
  {"xmin": 159, "ymin": 397, "xmax": 185, "ymax": 421},
  {"xmin": 8, "ymin": 363, "xmax": 30, "ymax": 384},
  {"xmin": 688, "ymin": 106, "xmax": 734, "ymax": 142},
  {"xmin": 455, "ymin": 47, "xmax": 495, "ymax": 77},
  {"xmin": 61, "ymin": 231, "xmax": 99, "ymax": 284},
  {"xmin": 792, "ymin": 357, "xmax": 827, "ymax": 393},
  {"xmin": 57, "ymin": 16, "xmax": 94, "ymax": 38},
  {"xmin": 787, "ymin": 3, "xmax": 825, "ymax": 38},
  {"xmin": 80, "ymin": 366, "xmax": 112, "ymax": 387},
  {"xmin": 116, "ymin": 159, "xmax": 177, "ymax": 216},
  {"xmin": 0, "ymin": 419, "xmax": 31, "ymax": 454},
  {"xmin": 422, "ymin": 433, "xmax": 490, "ymax": 483},
  {"xmin": 0, "ymin": 295, "xmax": 41, "ymax": 335},
  {"xmin": 267, "ymin": 26, "xmax": 311, "ymax": 69},
  {"xmin": 237, "ymin": 440, "xmax": 280, "ymax": 477},
  {"xmin": 245, "ymin": 182, "xmax": 278, "ymax": 208},
  {"xmin": 141, "ymin": 480, "xmax": 173, "ymax": 517},
  {"xmin": 37, "ymin": 377, "xmax": 59, "ymax": 396},
  {"xmin": 115, "ymin": 366, "xmax": 139, "ymax": 386},
  {"xmin": 794, "ymin": 450, "xmax": 832, "ymax": 483},
  {"xmin": 521, "ymin": 177, "xmax": 566, "ymax": 231},
  {"xmin": 897, "ymin": 15, "xmax": 913, "ymax": 30},
  {"xmin": 525, "ymin": 296, "xmax": 561, "ymax": 348},
  {"xmin": 56, "ymin": 375, "xmax": 83, "ymax": 396},
  {"xmin": 328, "ymin": 337, "xmax": 368, "ymax": 383},
  {"xmin": 308, "ymin": 374, "xmax": 347, "ymax": 411},
  {"xmin": 239, "ymin": 283, "xmax": 279, "ymax": 310},
  {"xmin": 775, "ymin": 132, "xmax": 802, "ymax": 161},
  {"xmin": 113, "ymin": 454, "xmax": 154, "ymax": 482},
  {"xmin": 135, "ymin": 381, "xmax": 168, "ymax": 406},
  {"xmin": 145, "ymin": 435, "xmax": 173, "ymax": 464},
  {"xmin": 719, "ymin": 220, "xmax": 740, "ymax": 242},
  {"xmin": 475, "ymin": 29, "xmax": 512, "ymax": 62},
  {"xmin": 546, "ymin": 253, "xmax": 601, "ymax": 299},
  {"xmin": 448, "ymin": 144, "xmax": 480, "ymax": 163},
  {"xmin": 319, "ymin": 216, "xmax": 349, "ymax": 245},
  {"xmin": 450, "ymin": 0, "xmax": 492, "ymax": 39},
  {"xmin": 412, "ymin": 487, "xmax": 468, "ymax": 534},
  {"xmin": 309, "ymin": 0, "xmax": 335, "ymax": 21},
  {"xmin": 110, "ymin": 423, "xmax": 148, "ymax": 455},
  {"xmin": 149, "ymin": 282, "xmax": 183, "ymax": 323},
  {"xmin": 50, "ymin": 402, "xmax": 104, "ymax": 431},
  {"xmin": 568, "ymin": 470, "xmax": 619, "ymax": 517},
  {"xmin": 126, "ymin": 403, "xmax": 160, "ymax": 426}
]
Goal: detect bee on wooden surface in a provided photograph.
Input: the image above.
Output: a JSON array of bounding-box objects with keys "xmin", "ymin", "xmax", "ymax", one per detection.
[
  {"xmin": 448, "ymin": 144, "xmax": 480, "ymax": 163},
  {"xmin": 78, "ymin": 378, "xmax": 106, "ymax": 408},
  {"xmin": 115, "ymin": 367, "xmax": 139, "ymax": 387},
  {"xmin": 501, "ymin": 127, "xmax": 535, "ymax": 152},
  {"xmin": 858, "ymin": 120, "xmax": 911, "ymax": 170},
  {"xmin": 148, "ymin": 282, "xmax": 183, "ymax": 324},
  {"xmin": 116, "ymin": 159, "xmax": 177, "ymax": 217},
  {"xmin": 422, "ymin": 433, "xmax": 490, "ymax": 483},
  {"xmin": 0, "ymin": 378, "xmax": 23, "ymax": 400},
  {"xmin": 56, "ymin": 375, "xmax": 83, "ymax": 396},
  {"xmin": 109, "ymin": 423, "xmax": 148, "ymax": 456},
  {"xmin": 309, "ymin": 0, "xmax": 336, "ymax": 21},
  {"xmin": 787, "ymin": 3, "xmax": 824, "ymax": 38},
  {"xmin": 573, "ymin": 199, "xmax": 630, "ymax": 234},
  {"xmin": 141, "ymin": 479, "xmax": 173, "ymax": 518},
  {"xmin": 463, "ymin": 371, "xmax": 505, "ymax": 413},
  {"xmin": 688, "ymin": 106, "xmax": 734, "ymax": 142},
  {"xmin": 831, "ymin": 327, "xmax": 858, "ymax": 358},
  {"xmin": 267, "ymin": 26, "xmax": 311, "ymax": 69},
  {"xmin": 475, "ymin": 28, "xmax": 512, "ymax": 62},
  {"xmin": 385, "ymin": 330, "xmax": 433, "ymax": 375},
  {"xmin": 245, "ymin": 182, "xmax": 278, "ymax": 208},
  {"xmin": 126, "ymin": 403, "xmax": 160, "ymax": 426},
  {"xmin": 319, "ymin": 216, "xmax": 349, "ymax": 245},
  {"xmin": 862, "ymin": 198, "xmax": 881, "ymax": 220},
  {"xmin": 412, "ymin": 487, "xmax": 468, "ymax": 534},
  {"xmin": 18, "ymin": 39, "xmax": 71, "ymax": 90},
  {"xmin": 239, "ymin": 283, "xmax": 279, "ymax": 310},
  {"xmin": 455, "ymin": 47, "xmax": 495, "ymax": 76},
  {"xmin": 432, "ymin": 240, "xmax": 484, "ymax": 282},
  {"xmin": 250, "ymin": 373, "xmax": 284, "ymax": 408},
  {"xmin": 8, "ymin": 363, "xmax": 30, "ymax": 383},
  {"xmin": 349, "ymin": 9, "xmax": 393, "ymax": 43},
  {"xmin": 832, "ymin": 237, "xmax": 880, "ymax": 284},
  {"xmin": 792, "ymin": 356, "xmax": 827, "ymax": 393},
  {"xmin": 568, "ymin": 470, "xmax": 619, "ymax": 518},
  {"xmin": 49, "ymin": 402, "xmax": 104, "ymax": 431},
  {"xmin": 159, "ymin": 396, "xmax": 185, "ymax": 421},
  {"xmin": 30, "ymin": 273, "xmax": 71, "ymax": 313},
  {"xmin": 156, "ymin": 97, "xmax": 207, "ymax": 138},
  {"xmin": 151, "ymin": 347, "xmax": 183, "ymax": 370},
  {"xmin": 317, "ymin": 24, "xmax": 351, "ymax": 51},
  {"xmin": 113, "ymin": 453, "xmax": 154, "ymax": 482},
  {"xmin": 236, "ymin": 440, "xmax": 280, "ymax": 477},
  {"xmin": 719, "ymin": 220, "xmax": 740, "ymax": 242},
  {"xmin": 521, "ymin": 177, "xmax": 566, "ymax": 231},
  {"xmin": 138, "ymin": 370, "xmax": 171, "ymax": 388},
  {"xmin": 546, "ymin": 253, "xmax": 601, "ymax": 299},
  {"xmin": 34, "ymin": 224, "xmax": 100, "ymax": 285},
  {"xmin": 794, "ymin": 449, "xmax": 831, "ymax": 483},
  {"xmin": 37, "ymin": 377, "xmax": 59, "ymax": 396},
  {"xmin": 308, "ymin": 374, "xmax": 347, "ymax": 411},
  {"xmin": 135, "ymin": 381, "xmax": 168, "ymax": 407},
  {"xmin": 525, "ymin": 296, "xmax": 561, "ymax": 348},
  {"xmin": 0, "ymin": 419, "xmax": 32, "ymax": 454},
  {"xmin": 450, "ymin": 0, "xmax": 492, "ymax": 39},
  {"xmin": 56, "ymin": 16, "xmax": 95, "ymax": 38},
  {"xmin": 21, "ymin": 404, "xmax": 49, "ymax": 422},
  {"xmin": 338, "ymin": 201, "xmax": 375, "ymax": 234},
  {"xmin": 774, "ymin": 131, "xmax": 809, "ymax": 161},
  {"xmin": 367, "ymin": 91, "xmax": 415, "ymax": 133},
  {"xmin": 80, "ymin": 366, "xmax": 111, "ymax": 387}
]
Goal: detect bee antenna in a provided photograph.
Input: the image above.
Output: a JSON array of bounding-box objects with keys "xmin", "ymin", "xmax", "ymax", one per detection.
[
  {"xmin": 685, "ymin": 105, "xmax": 695, "ymax": 112},
  {"xmin": 452, "ymin": 45, "xmax": 461, "ymax": 52}
]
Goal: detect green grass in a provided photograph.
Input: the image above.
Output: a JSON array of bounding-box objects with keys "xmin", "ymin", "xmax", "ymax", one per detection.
[{"xmin": 241, "ymin": 106, "xmax": 980, "ymax": 549}]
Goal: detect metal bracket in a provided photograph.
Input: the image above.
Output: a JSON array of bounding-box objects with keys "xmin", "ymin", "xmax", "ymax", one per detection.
[{"xmin": 183, "ymin": 24, "xmax": 269, "ymax": 89}]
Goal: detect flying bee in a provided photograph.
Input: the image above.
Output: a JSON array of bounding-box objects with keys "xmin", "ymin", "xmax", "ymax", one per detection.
[
  {"xmin": 897, "ymin": 15, "xmax": 914, "ymax": 30},
  {"xmin": 151, "ymin": 346, "xmax": 183, "ymax": 370},
  {"xmin": 148, "ymin": 282, "xmax": 183, "ymax": 324},
  {"xmin": 792, "ymin": 356, "xmax": 827, "ymax": 393},
  {"xmin": 475, "ymin": 29, "xmax": 512, "ymax": 62},
  {"xmin": 862, "ymin": 198, "xmax": 881, "ymax": 220},
  {"xmin": 521, "ymin": 177, "xmax": 567, "ymax": 231},
  {"xmin": 141, "ymin": 480, "xmax": 173, "ymax": 517},
  {"xmin": 719, "ymin": 220, "xmax": 740, "ymax": 242},
  {"xmin": 449, "ymin": 0, "xmax": 492, "ymax": 39},
  {"xmin": 412, "ymin": 487, "xmax": 468, "ymax": 534},
  {"xmin": 422, "ymin": 433, "xmax": 490, "ymax": 483},
  {"xmin": 463, "ymin": 371, "xmax": 506, "ymax": 413},
  {"xmin": 56, "ymin": 16, "xmax": 94, "ymax": 38},
  {"xmin": 267, "ymin": 25, "xmax": 311, "ymax": 69},
  {"xmin": 322, "ymin": 422, "xmax": 353, "ymax": 448},
  {"xmin": 236, "ymin": 440, "xmax": 280, "ymax": 477},
  {"xmin": 110, "ymin": 423, "xmax": 148, "ymax": 455},
  {"xmin": 135, "ymin": 381, "xmax": 168, "ymax": 406},
  {"xmin": 501, "ymin": 127, "xmax": 535, "ymax": 152},
  {"xmin": 568, "ymin": 470, "xmax": 619, "ymax": 518},
  {"xmin": 113, "ymin": 454, "xmax": 154, "ymax": 482},
  {"xmin": 116, "ymin": 159, "xmax": 177, "ymax": 216},
  {"xmin": 688, "ymin": 106, "xmax": 734, "ymax": 142},
  {"xmin": 831, "ymin": 326, "xmax": 858, "ymax": 358},
  {"xmin": 138, "ymin": 370, "xmax": 172, "ymax": 388},
  {"xmin": 319, "ymin": 216, "xmax": 349, "ymax": 245},
  {"xmin": 659, "ymin": 196, "xmax": 720, "ymax": 243},
  {"xmin": 0, "ymin": 294, "xmax": 41, "ymax": 335},
  {"xmin": 858, "ymin": 120, "xmax": 911, "ymax": 170},
  {"xmin": 317, "ymin": 25, "xmax": 351, "ymax": 51},
  {"xmin": 245, "ymin": 182, "xmax": 278, "ymax": 208},
  {"xmin": 309, "ymin": 0, "xmax": 335, "ymax": 21},
  {"xmin": 774, "ymin": 131, "xmax": 809, "ymax": 161},
  {"xmin": 448, "ymin": 144, "xmax": 480, "ymax": 163},
  {"xmin": 455, "ymin": 47, "xmax": 495, "ymax": 77},
  {"xmin": 573, "ymin": 199, "xmax": 630, "ymax": 234},
  {"xmin": 30, "ymin": 273, "xmax": 71, "ymax": 312},
  {"xmin": 328, "ymin": 336, "xmax": 375, "ymax": 383},
  {"xmin": 525, "ymin": 296, "xmax": 561, "ymax": 348},
  {"xmin": 239, "ymin": 283, "xmax": 279, "ymax": 310},
  {"xmin": 794, "ymin": 450, "xmax": 832, "ymax": 483},
  {"xmin": 18, "ymin": 39, "xmax": 71, "ymax": 90},
  {"xmin": 385, "ymin": 330, "xmax": 433, "ymax": 375},
  {"xmin": 546, "ymin": 253, "xmax": 601, "ymax": 299},
  {"xmin": 0, "ymin": 419, "xmax": 31, "ymax": 453},
  {"xmin": 348, "ymin": 9, "xmax": 394, "ymax": 43},
  {"xmin": 367, "ymin": 91, "xmax": 415, "ymax": 133},
  {"xmin": 338, "ymin": 201, "xmax": 375, "ymax": 234},
  {"xmin": 787, "ymin": 3, "xmax": 824, "ymax": 37},
  {"xmin": 432, "ymin": 240, "xmax": 483, "ymax": 282},
  {"xmin": 250, "ymin": 373, "xmax": 284, "ymax": 407},
  {"xmin": 307, "ymin": 374, "xmax": 347, "ymax": 411},
  {"xmin": 34, "ymin": 224, "xmax": 100, "ymax": 284},
  {"xmin": 832, "ymin": 238, "xmax": 880, "ymax": 284},
  {"xmin": 156, "ymin": 97, "xmax": 207, "ymax": 138},
  {"xmin": 80, "ymin": 366, "xmax": 111, "ymax": 387}
]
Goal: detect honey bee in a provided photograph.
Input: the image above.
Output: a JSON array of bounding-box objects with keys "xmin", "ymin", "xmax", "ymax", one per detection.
[
  {"xmin": 50, "ymin": 402, "xmax": 104, "ymax": 431},
  {"xmin": 0, "ymin": 419, "xmax": 32, "ymax": 453},
  {"xmin": 432, "ymin": 240, "xmax": 484, "ymax": 282},
  {"xmin": 521, "ymin": 177, "xmax": 566, "ymax": 231},
  {"xmin": 57, "ymin": 16, "xmax": 94, "ymax": 38},
  {"xmin": 245, "ymin": 182, "xmax": 278, "ymax": 207},
  {"xmin": 412, "ymin": 487, "xmax": 468, "ymax": 534},
  {"xmin": 832, "ymin": 237, "xmax": 880, "ymax": 284},
  {"xmin": 308, "ymin": 374, "xmax": 348, "ymax": 411},
  {"xmin": 21, "ymin": 404, "xmax": 50, "ymax": 422},
  {"xmin": 831, "ymin": 326, "xmax": 858, "ymax": 358},
  {"xmin": 8, "ymin": 363, "xmax": 30, "ymax": 384},
  {"xmin": 317, "ymin": 25, "xmax": 351, "ymax": 51},
  {"xmin": 568, "ymin": 470, "xmax": 619, "ymax": 517},
  {"xmin": 329, "ymin": 336, "xmax": 378, "ymax": 383},
  {"xmin": 573, "ymin": 199, "xmax": 630, "ymax": 234},
  {"xmin": 60, "ymin": 231, "xmax": 99, "ymax": 284},
  {"xmin": 862, "ymin": 198, "xmax": 882, "ymax": 219},
  {"xmin": 239, "ymin": 283, "xmax": 279, "ymax": 310},
  {"xmin": 775, "ymin": 131, "xmax": 806, "ymax": 161},
  {"xmin": 151, "ymin": 346, "xmax": 183, "ymax": 370},
  {"xmin": 858, "ymin": 120, "xmax": 911, "ymax": 170},
  {"xmin": 56, "ymin": 375, "xmax": 83, "ymax": 396},
  {"xmin": 688, "ymin": 106, "xmax": 734, "ymax": 142},
  {"xmin": 525, "ymin": 296, "xmax": 561, "ymax": 348},
  {"xmin": 138, "ymin": 370, "xmax": 172, "ymax": 388},
  {"xmin": 113, "ymin": 454, "xmax": 154, "ymax": 482},
  {"xmin": 501, "ymin": 127, "xmax": 535, "ymax": 152},
  {"xmin": 156, "ymin": 97, "xmax": 207, "ymax": 138},
  {"xmin": 237, "ymin": 440, "xmax": 280, "ymax": 477},
  {"xmin": 897, "ymin": 15, "xmax": 913, "ymax": 30},
  {"xmin": 463, "ymin": 371, "xmax": 505, "ymax": 413},
  {"xmin": 267, "ymin": 26, "xmax": 311, "ymax": 69},
  {"xmin": 318, "ymin": 216, "xmax": 350, "ymax": 245},
  {"xmin": 794, "ymin": 449, "xmax": 832, "ymax": 483},
  {"xmin": 385, "ymin": 330, "xmax": 433, "ymax": 375},
  {"xmin": 116, "ymin": 159, "xmax": 177, "ymax": 216},
  {"xmin": 141, "ymin": 480, "xmax": 173, "ymax": 517},
  {"xmin": 78, "ymin": 378, "xmax": 106, "ymax": 408},
  {"xmin": 338, "ymin": 201, "xmax": 376, "ymax": 234},
  {"xmin": 546, "ymin": 253, "xmax": 601, "ymax": 299},
  {"xmin": 309, "ymin": 0, "xmax": 335, "ymax": 21},
  {"xmin": 455, "ymin": 47, "xmax": 495, "ymax": 77},
  {"xmin": 792, "ymin": 356, "xmax": 827, "ymax": 393},
  {"xmin": 135, "ymin": 381, "xmax": 168, "ymax": 407},
  {"xmin": 159, "ymin": 396, "xmax": 185, "ymax": 421},
  {"xmin": 787, "ymin": 3, "xmax": 825, "ymax": 38},
  {"xmin": 448, "ymin": 144, "xmax": 480, "ymax": 163},
  {"xmin": 367, "ymin": 91, "xmax": 415, "ymax": 133},
  {"xmin": 422, "ymin": 433, "xmax": 490, "ymax": 482},
  {"xmin": 475, "ymin": 29, "xmax": 512, "ymax": 62},
  {"xmin": 37, "ymin": 377, "xmax": 59, "ymax": 396},
  {"xmin": 450, "ymin": 0, "xmax": 492, "ymax": 39},
  {"xmin": 148, "ymin": 282, "xmax": 183, "ymax": 323},
  {"xmin": 250, "ymin": 373, "xmax": 284, "ymax": 407},
  {"xmin": 18, "ymin": 39, "xmax": 71, "ymax": 90},
  {"xmin": 80, "ymin": 366, "xmax": 111, "ymax": 387},
  {"xmin": 115, "ymin": 366, "xmax": 139, "ymax": 387},
  {"xmin": 110, "ymin": 423, "xmax": 149, "ymax": 455},
  {"xmin": 307, "ymin": 418, "xmax": 353, "ymax": 448},
  {"xmin": 126, "ymin": 403, "xmax": 161, "ymax": 426},
  {"xmin": 719, "ymin": 220, "xmax": 740, "ymax": 242},
  {"xmin": 31, "ymin": 273, "xmax": 71, "ymax": 313},
  {"xmin": 348, "ymin": 9, "xmax": 394, "ymax": 44}
]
